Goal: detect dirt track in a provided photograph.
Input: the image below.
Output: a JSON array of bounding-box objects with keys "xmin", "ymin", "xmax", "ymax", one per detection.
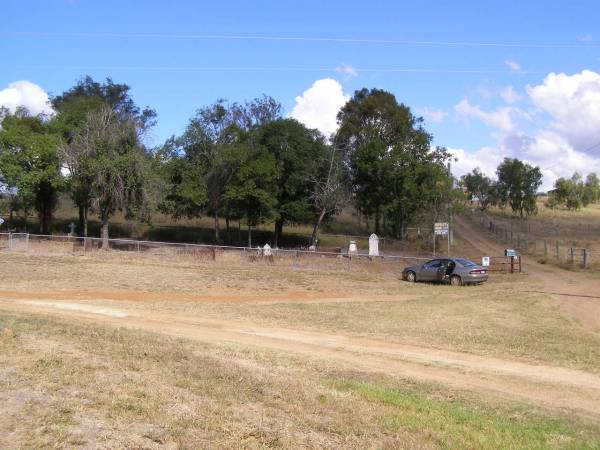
[{"xmin": 454, "ymin": 216, "xmax": 600, "ymax": 330}]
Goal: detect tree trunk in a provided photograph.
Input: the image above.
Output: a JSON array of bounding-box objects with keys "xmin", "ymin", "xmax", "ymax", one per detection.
[
  {"xmin": 101, "ymin": 217, "xmax": 110, "ymax": 249},
  {"xmin": 273, "ymin": 218, "xmax": 284, "ymax": 248},
  {"xmin": 83, "ymin": 204, "xmax": 88, "ymax": 237},
  {"xmin": 77, "ymin": 204, "xmax": 89, "ymax": 237},
  {"xmin": 247, "ymin": 224, "xmax": 252, "ymax": 248},
  {"xmin": 214, "ymin": 209, "xmax": 220, "ymax": 243},
  {"xmin": 225, "ymin": 216, "xmax": 230, "ymax": 244},
  {"xmin": 310, "ymin": 208, "xmax": 327, "ymax": 248}
]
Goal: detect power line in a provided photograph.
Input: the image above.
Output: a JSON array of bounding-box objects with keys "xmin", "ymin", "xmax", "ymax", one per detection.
[
  {"xmin": 0, "ymin": 65, "xmax": 546, "ymax": 75},
  {"xmin": 3, "ymin": 31, "xmax": 600, "ymax": 49},
  {"xmin": 543, "ymin": 140, "xmax": 600, "ymax": 171}
]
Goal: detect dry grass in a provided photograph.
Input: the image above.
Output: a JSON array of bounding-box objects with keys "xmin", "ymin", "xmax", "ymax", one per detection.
[
  {"xmin": 2, "ymin": 312, "xmax": 599, "ymax": 449},
  {"xmin": 1, "ymin": 250, "xmax": 599, "ymax": 372}
]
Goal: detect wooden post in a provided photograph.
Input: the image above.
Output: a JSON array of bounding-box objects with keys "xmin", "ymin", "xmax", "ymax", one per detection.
[
  {"xmin": 544, "ymin": 240, "xmax": 548, "ymax": 256},
  {"xmin": 510, "ymin": 256, "xmax": 514, "ymax": 274},
  {"xmin": 556, "ymin": 241, "xmax": 559, "ymax": 259},
  {"xmin": 583, "ymin": 249, "xmax": 588, "ymax": 268},
  {"xmin": 570, "ymin": 248, "xmax": 574, "ymax": 263}
]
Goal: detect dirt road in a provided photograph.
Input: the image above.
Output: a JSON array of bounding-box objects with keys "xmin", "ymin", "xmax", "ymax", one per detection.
[
  {"xmin": 1, "ymin": 294, "xmax": 600, "ymax": 420},
  {"xmin": 454, "ymin": 215, "xmax": 600, "ymax": 330}
]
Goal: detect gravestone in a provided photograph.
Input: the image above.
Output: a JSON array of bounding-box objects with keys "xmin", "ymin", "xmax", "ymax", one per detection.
[
  {"xmin": 369, "ymin": 233, "xmax": 379, "ymax": 256},
  {"xmin": 348, "ymin": 240, "xmax": 358, "ymax": 255},
  {"xmin": 68, "ymin": 222, "xmax": 76, "ymax": 236},
  {"xmin": 262, "ymin": 244, "xmax": 273, "ymax": 257}
]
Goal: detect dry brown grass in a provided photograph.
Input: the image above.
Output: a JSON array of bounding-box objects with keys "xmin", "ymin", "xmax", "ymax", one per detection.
[{"xmin": 2, "ymin": 312, "xmax": 600, "ymax": 449}]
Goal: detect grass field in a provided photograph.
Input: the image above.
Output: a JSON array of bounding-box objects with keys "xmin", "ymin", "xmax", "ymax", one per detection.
[{"xmin": 1, "ymin": 246, "xmax": 600, "ymax": 448}]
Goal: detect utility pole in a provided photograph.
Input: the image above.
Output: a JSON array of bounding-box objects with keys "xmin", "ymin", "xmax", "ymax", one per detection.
[{"xmin": 447, "ymin": 162, "xmax": 454, "ymax": 252}]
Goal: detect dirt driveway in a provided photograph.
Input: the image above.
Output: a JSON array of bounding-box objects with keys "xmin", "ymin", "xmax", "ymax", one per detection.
[{"xmin": 454, "ymin": 215, "xmax": 600, "ymax": 331}]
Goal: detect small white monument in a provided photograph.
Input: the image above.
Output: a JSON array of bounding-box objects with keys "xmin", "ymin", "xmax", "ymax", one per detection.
[
  {"xmin": 369, "ymin": 233, "xmax": 379, "ymax": 256},
  {"xmin": 262, "ymin": 243, "xmax": 273, "ymax": 257},
  {"xmin": 348, "ymin": 240, "xmax": 358, "ymax": 255},
  {"xmin": 482, "ymin": 256, "xmax": 490, "ymax": 267}
]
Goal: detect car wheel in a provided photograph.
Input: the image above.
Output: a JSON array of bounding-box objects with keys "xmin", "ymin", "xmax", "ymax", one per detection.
[
  {"xmin": 450, "ymin": 275, "xmax": 462, "ymax": 286},
  {"xmin": 406, "ymin": 271, "xmax": 416, "ymax": 282}
]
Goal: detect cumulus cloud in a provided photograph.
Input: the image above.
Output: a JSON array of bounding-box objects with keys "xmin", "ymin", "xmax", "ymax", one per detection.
[
  {"xmin": 505, "ymin": 60, "xmax": 522, "ymax": 73},
  {"xmin": 418, "ymin": 107, "xmax": 447, "ymax": 124},
  {"xmin": 289, "ymin": 78, "xmax": 349, "ymax": 137},
  {"xmin": 0, "ymin": 81, "xmax": 53, "ymax": 116},
  {"xmin": 527, "ymin": 70, "xmax": 600, "ymax": 150},
  {"xmin": 454, "ymin": 99, "xmax": 515, "ymax": 132}
]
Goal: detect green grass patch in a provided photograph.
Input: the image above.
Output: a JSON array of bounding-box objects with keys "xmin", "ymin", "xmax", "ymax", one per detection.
[{"xmin": 328, "ymin": 378, "xmax": 600, "ymax": 449}]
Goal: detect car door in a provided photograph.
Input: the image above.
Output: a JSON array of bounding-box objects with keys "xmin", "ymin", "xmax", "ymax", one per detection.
[{"xmin": 420, "ymin": 259, "xmax": 442, "ymax": 281}]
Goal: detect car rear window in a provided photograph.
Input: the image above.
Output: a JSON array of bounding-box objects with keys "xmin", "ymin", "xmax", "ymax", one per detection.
[{"xmin": 454, "ymin": 258, "xmax": 478, "ymax": 267}]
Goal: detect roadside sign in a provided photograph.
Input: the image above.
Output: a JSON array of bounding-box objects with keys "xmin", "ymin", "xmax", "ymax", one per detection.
[
  {"xmin": 0, "ymin": 218, "xmax": 4, "ymax": 227},
  {"xmin": 482, "ymin": 256, "xmax": 490, "ymax": 267},
  {"xmin": 434, "ymin": 222, "xmax": 449, "ymax": 236},
  {"xmin": 505, "ymin": 249, "xmax": 517, "ymax": 257}
]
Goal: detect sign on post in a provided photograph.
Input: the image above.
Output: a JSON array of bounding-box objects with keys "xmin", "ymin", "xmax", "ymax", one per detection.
[
  {"xmin": 434, "ymin": 222, "xmax": 449, "ymax": 235},
  {"xmin": 0, "ymin": 217, "xmax": 4, "ymax": 227},
  {"xmin": 433, "ymin": 222, "xmax": 450, "ymax": 256},
  {"xmin": 482, "ymin": 256, "xmax": 490, "ymax": 267}
]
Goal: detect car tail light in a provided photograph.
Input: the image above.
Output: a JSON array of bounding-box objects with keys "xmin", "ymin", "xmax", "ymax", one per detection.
[{"xmin": 469, "ymin": 269, "xmax": 487, "ymax": 274}]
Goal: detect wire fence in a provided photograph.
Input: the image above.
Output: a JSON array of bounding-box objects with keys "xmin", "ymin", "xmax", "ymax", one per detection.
[
  {"xmin": 0, "ymin": 232, "xmax": 435, "ymax": 272},
  {"xmin": 473, "ymin": 213, "xmax": 595, "ymax": 268}
]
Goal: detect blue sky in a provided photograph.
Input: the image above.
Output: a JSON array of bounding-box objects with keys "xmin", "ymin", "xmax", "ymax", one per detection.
[{"xmin": 2, "ymin": 0, "xmax": 600, "ymax": 189}]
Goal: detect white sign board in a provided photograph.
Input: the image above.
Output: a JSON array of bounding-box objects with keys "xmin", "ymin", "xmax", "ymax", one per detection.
[
  {"xmin": 434, "ymin": 222, "xmax": 449, "ymax": 236},
  {"xmin": 368, "ymin": 233, "xmax": 379, "ymax": 256},
  {"xmin": 0, "ymin": 218, "xmax": 4, "ymax": 226},
  {"xmin": 482, "ymin": 256, "xmax": 490, "ymax": 267}
]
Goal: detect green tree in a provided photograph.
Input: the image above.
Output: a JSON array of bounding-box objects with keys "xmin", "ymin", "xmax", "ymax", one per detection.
[
  {"xmin": 337, "ymin": 88, "xmax": 451, "ymax": 238},
  {"xmin": 496, "ymin": 158, "xmax": 542, "ymax": 218},
  {"xmin": 461, "ymin": 168, "xmax": 495, "ymax": 210},
  {"xmin": 584, "ymin": 173, "xmax": 600, "ymax": 205},
  {"xmin": 0, "ymin": 110, "xmax": 62, "ymax": 234},
  {"xmin": 224, "ymin": 141, "xmax": 278, "ymax": 247},
  {"xmin": 258, "ymin": 118, "xmax": 327, "ymax": 247},
  {"xmin": 67, "ymin": 106, "xmax": 155, "ymax": 246},
  {"xmin": 53, "ymin": 76, "xmax": 156, "ymax": 236}
]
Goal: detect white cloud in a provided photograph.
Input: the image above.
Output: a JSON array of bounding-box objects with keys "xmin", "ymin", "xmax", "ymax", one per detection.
[
  {"xmin": 289, "ymin": 78, "xmax": 349, "ymax": 137},
  {"xmin": 0, "ymin": 81, "xmax": 53, "ymax": 116},
  {"xmin": 505, "ymin": 60, "xmax": 522, "ymax": 73},
  {"xmin": 419, "ymin": 107, "xmax": 447, "ymax": 124},
  {"xmin": 448, "ymin": 146, "xmax": 505, "ymax": 179},
  {"xmin": 577, "ymin": 34, "xmax": 592, "ymax": 42},
  {"xmin": 451, "ymin": 70, "xmax": 600, "ymax": 191},
  {"xmin": 335, "ymin": 64, "xmax": 358, "ymax": 78},
  {"xmin": 527, "ymin": 70, "xmax": 600, "ymax": 150},
  {"xmin": 500, "ymin": 86, "xmax": 521, "ymax": 104},
  {"xmin": 454, "ymin": 99, "xmax": 515, "ymax": 132}
]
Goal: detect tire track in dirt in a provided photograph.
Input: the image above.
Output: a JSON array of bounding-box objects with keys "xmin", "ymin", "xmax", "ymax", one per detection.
[{"xmin": 1, "ymin": 298, "xmax": 600, "ymax": 420}]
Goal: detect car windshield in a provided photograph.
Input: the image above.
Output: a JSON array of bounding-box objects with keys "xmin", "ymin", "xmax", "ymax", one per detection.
[{"xmin": 454, "ymin": 258, "xmax": 478, "ymax": 267}]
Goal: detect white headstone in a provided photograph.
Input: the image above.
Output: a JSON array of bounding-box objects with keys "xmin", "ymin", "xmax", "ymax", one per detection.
[
  {"xmin": 263, "ymin": 243, "xmax": 272, "ymax": 257},
  {"xmin": 348, "ymin": 240, "xmax": 358, "ymax": 255},
  {"xmin": 482, "ymin": 256, "xmax": 490, "ymax": 267},
  {"xmin": 369, "ymin": 233, "xmax": 379, "ymax": 256}
]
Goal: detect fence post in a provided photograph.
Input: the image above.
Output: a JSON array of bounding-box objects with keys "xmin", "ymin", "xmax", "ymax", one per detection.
[
  {"xmin": 544, "ymin": 240, "xmax": 548, "ymax": 256},
  {"xmin": 8, "ymin": 232, "xmax": 12, "ymax": 250},
  {"xmin": 570, "ymin": 248, "xmax": 574, "ymax": 264},
  {"xmin": 556, "ymin": 241, "xmax": 559, "ymax": 260},
  {"xmin": 583, "ymin": 249, "xmax": 588, "ymax": 268}
]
